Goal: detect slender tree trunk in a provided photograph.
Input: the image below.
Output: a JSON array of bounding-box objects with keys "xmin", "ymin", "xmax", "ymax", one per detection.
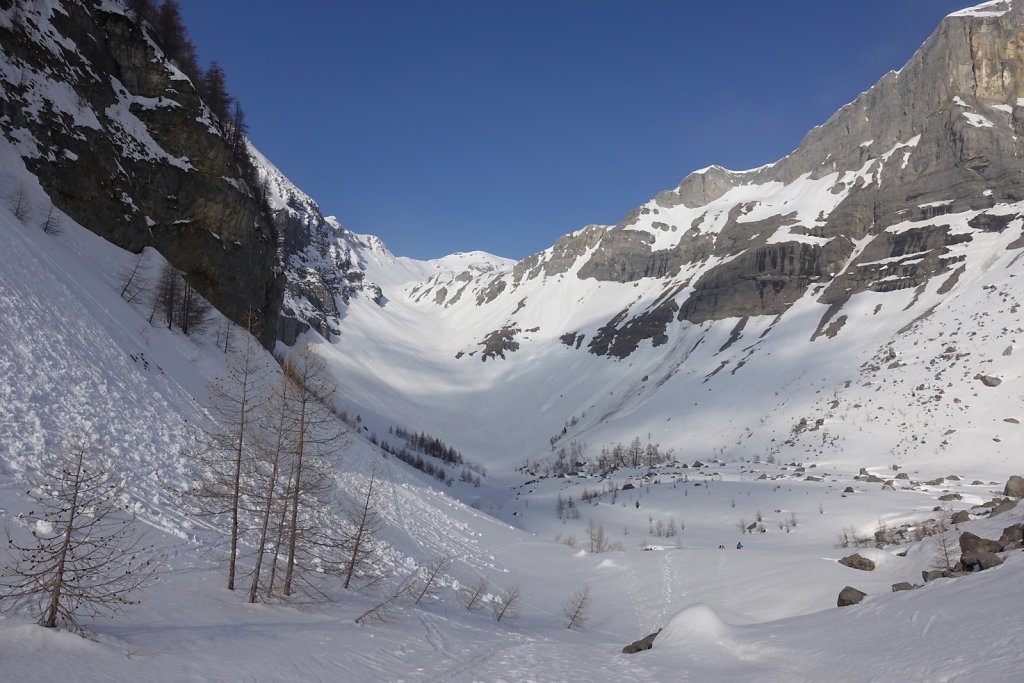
[
  {"xmin": 282, "ymin": 397, "xmax": 307, "ymax": 596},
  {"xmin": 248, "ymin": 378, "xmax": 289, "ymax": 602},
  {"xmin": 226, "ymin": 375, "xmax": 247, "ymax": 590},
  {"xmin": 343, "ymin": 470, "xmax": 375, "ymax": 590},
  {"xmin": 43, "ymin": 447, "xmax": 85, "ymax": 628},
  {"xmin": 266, "ymin": 462, "xmax": 295, "ymax": 598},
  {"xmin": 248, "ymin": 446, "xmax": 280, "ymax": 603}
]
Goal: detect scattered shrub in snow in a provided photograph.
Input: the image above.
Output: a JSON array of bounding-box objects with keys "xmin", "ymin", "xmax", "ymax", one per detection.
[
  {"xmin": 341, "ymin": 466, "xmax": 384, "ymax": 591},
  {"xmin": 411, "ymin": 555, "xmax": 452, "ymax": 605},
  {"xmin": 354, "ymin": 577, "xmax": 415, "ymax": 626},
  {"xmin": 40, "ymin": 201, "xmax": 61, "ymax": 235},
  {"xmin": 930, "ymin": 515, "xmax": 961, "ymax": 575},
  {"xmin": 492, "ymin": 584, "xmax": 521, "ymax": 623},
  {"xmin": 460, "ymin": 576, "xmax": 489, "ymax": 611},
  {"xmin": 7, "ymin": 184, "xmax": 28, "ymax": 220},
  {"xmin": 149, "ymin": 262, "xmax": 212, "ymax": 336},
  {"xmin": 117, "ymin": 253, "xmax": 149, "ymax": 303},
  {"xmin": 562, "ymin": 584, "xmax": 592, "ymax": 631}
]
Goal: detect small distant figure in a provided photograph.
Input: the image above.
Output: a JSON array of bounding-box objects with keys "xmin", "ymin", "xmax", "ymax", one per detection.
[
  {"xmin": 718, "ymin": 544, "xmax": 725, "ymax": 550},
  {"xmin": 736, "ymin": 542, "xmax": 743, "ymax": 550},
  {"xmin": 635, "ymin": 500, "xmax": 639, "ymax": 509}
]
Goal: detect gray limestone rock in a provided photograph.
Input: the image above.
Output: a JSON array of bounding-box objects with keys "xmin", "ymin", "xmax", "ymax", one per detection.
[
  {"xmin": 989, "ymin": 498, "xmax": 1019, "ymax": 517},
  {"xmin": 959, "ymin": 532, "xmax": 1004, "ymax": 557},
  {"xmin": 1004, "ymin": 475, "xmax": 1024, "ymax": 498},
  {"xmin": 622, "ymin": 630, "xmax": 662, "ymax": 654},
  {"xmin": 838, "ymin": 554, "xmax": 876, "ymax": 571},
  {"xmin": 837, "ymin": 586, "xmax": 867, "ymax": 607},
  {"xmin": 951, "ymin": 510, "xmax": 971, "ymax": 524},
  {"xmin": 998, "ymin": 523, "xmax": 1024, "ymax": 549},
  {"xmin": 568, "ymin": 3, "xmax": 1024, "ymax": 357},
  {"xmin": 962, "ymin": 550, "xmax": 1004, "ymax": 571}
]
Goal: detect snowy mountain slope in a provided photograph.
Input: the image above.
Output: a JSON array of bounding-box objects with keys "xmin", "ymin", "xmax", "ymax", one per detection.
[{"xmin": 264, "ymin": 1, "xmax": 1024, "ymax": 490}]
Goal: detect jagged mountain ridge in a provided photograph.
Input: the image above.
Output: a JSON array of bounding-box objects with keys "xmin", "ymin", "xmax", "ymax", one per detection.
[
  {"xmin": 251, "ymin": 144, "xmax": 512, "ymax": 344},
  {"xmin": 270, "ymin": 0, "xmax": 1024, "ymax": 476}
]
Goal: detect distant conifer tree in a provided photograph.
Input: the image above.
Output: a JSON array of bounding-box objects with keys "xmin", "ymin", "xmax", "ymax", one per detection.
[{"xmin": 202, "ymin": 61, "xmax": 232, "ymax": 123}]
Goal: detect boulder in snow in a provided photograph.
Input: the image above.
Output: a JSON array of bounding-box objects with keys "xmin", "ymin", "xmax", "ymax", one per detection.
[
  {"xmin": 838, "ymin": 554, "xmax": 876, "ymax": 571},
  {"xmin": 962, "ymin": 550, "xmax": 1003, "ymax": 571},
  {"xmin": 959, "ymin": 532, "xmax": 1003, "ymax": 557},
  {"xmin": 989, "ymin": 498, "xmax": 1018, "ymax": 517},
  {"xmin": 998, "ymin": 523, "xmax": 1024, "ymax": 549},
  {"xmin": 622, "ymin": 630, "xmax": 661, "ymax": 654},
  {"xmin": 837, "ymin": 586, "xmax": 867, "ymax": 607},
  {"xmin": 1003, "ymin": 475, "xmax": 1024, "ymax": 498}
]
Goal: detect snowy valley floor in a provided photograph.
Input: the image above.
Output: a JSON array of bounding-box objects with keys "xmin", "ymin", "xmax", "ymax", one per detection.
[{"xmin": 2, "ymin": 454, "xmax": 1022, "ymax": 682}]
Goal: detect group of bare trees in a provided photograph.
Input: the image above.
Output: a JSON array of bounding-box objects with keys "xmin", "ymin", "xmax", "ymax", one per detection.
[
  {"xmin": 191, "ymin": 338, "xmax": 373, "ymax": 603},
  {"xmin": 117, "ymin": 255, "xmax": 213, "ymax": 337},
  {"xmin": 148, "ymin": 263, "xmax": 212, "ymax": 335}
]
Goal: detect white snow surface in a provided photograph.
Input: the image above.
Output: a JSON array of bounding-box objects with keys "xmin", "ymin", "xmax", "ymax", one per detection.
[{"xmin": 949, "ymin": 0, "xmax": 1012, "ymax": 17}]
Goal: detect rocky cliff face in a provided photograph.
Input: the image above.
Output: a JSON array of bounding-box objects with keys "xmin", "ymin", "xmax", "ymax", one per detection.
[
  {"xmin": 247, "ymin": 145, "xmax": 385, "ymax": 345},
  {"xmin": 0, "ymin": 0, "xmax": 283, "ymax": 347}
]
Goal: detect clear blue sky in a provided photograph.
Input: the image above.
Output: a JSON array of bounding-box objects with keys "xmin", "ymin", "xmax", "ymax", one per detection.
[{"xmin": 177, "ymin": 0, "xmax": 971, "ymax": 260}]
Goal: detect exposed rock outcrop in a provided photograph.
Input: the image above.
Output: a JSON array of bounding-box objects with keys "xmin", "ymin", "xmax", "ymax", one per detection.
[
  {"xmin": 0, "ymin": 1, "xmax": 283, "ymax": 346},
  {"xmin": 498, "ymin": 1, "xmax": 1024, "ymax": 358}
]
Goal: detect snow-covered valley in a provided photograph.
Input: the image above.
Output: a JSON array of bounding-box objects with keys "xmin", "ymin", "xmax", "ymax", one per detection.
[
  {"xmin": 3, "ymin": 122, "xmax": 1023, "ymax": 680},
  {"xmin": 2, "ymin": 0, "xmax": 1024, "ymax": 681}
]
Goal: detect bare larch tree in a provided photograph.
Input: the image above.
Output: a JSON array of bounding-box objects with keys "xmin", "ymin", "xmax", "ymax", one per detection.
[
  {"xmin": 0, "ymin": 434, "xmax": 155, "ymax": 634},
  {"xmin": 195, "ymin": 326, "xmax": 267, "ymax": 590}
]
